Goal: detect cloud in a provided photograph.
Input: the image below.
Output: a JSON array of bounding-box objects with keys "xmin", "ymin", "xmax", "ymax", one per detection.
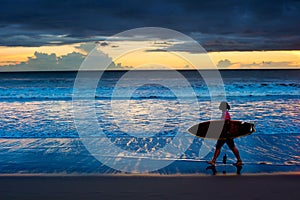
[
  {"xmin": 75, "ymin": 42, "xmax": 97, "ymax": 54},
  {"xmin": 57, "ymin": 52, "xmax": 86, "ymax": 69},
  {"xmin": 239, "ymin": 61, "xmax": 299, "ymax": 69},
  {"xmin": 0, "ymin": 0, "xmax": 299, "ymax": 51},
  {"xmin": 153, "ymin": 41, "xmax": 172, "ymax": 47},
  {"xmin": 0, "ymin": 50, "xmax": 130, "ymax": 71},
  {"xmin": 217, "ymin": 59, "xmax": 233, "ymax": 68},
  {"xmin": 144, "ymin": 40, "xmax": 208, "ymax": 54},
  {"xmin": 191, "ymin": 32, "xmax": 300, "ymax": 51},
  {"xmin": 215, "ymin": 59, "xmax": 299, "ymax": 69},
  {"xmin": 165, "ymin": 41, "xmax": 207, "ymax": 53},
  {"xmin": 144, "ymin": 49, "xmax": 168, "ymax": 52},
  {"xmin": 0, "ymin": 52, "xmax": 84, "ymax": 71},
  {"xmin": 99, "ymin": 42, "xmax": 109, "ymax": 47}
]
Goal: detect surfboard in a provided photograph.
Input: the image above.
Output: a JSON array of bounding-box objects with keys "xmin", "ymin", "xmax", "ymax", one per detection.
[{"xmin": 187, "ymin": 120, "xmax": 255, "ymax": 140}]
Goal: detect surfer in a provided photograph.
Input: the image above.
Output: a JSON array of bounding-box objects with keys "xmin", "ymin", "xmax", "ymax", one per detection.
[{"xmin": 207, "ymin": 101, "xmax": 243, "ymax": 166}]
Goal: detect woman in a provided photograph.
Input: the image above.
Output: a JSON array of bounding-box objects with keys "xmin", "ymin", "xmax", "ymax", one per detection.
[{"xmin": 207, "ymin": 101, "xmax": 242, "ymax": 166}]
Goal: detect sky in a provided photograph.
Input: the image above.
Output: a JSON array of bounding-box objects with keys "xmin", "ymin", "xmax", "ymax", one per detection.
[{"xmin": 0, "ymin": 0, "xmax": 299, "ymax": 71}]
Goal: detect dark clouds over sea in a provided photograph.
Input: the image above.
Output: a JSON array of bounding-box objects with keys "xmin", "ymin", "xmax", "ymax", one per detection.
[{"xmin": 0, "ymin": 0, "xmax": 300, "ymax": 51}]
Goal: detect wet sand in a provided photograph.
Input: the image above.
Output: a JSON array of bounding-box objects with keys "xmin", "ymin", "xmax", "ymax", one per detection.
[{"xmin": 0, "ymin": 174, "xmax": 299, "ymax": 200}]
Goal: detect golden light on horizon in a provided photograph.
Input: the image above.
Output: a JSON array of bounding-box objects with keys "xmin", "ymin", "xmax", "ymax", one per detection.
[
  {"xmin": 209, "ymin": 50, "xmax": 300, "ymax": 69},
  {"xmin": 0, "ymin": 43, "xmax": 299, "ymax": 70},
  {"xmin": 115, "ymin": 50, "xmax": 300, "ymax": 69},
  {"xmin": 114, "ymin": 50, "xmax": 192, "ymax": 69}
]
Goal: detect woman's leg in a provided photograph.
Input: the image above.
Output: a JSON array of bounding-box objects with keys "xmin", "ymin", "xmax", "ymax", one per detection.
[
  {"xmin": 209, "ymin": 140, "xmax": 225, "ymax": 164},
  {"xmin": 211, "ymin": 147, "xmax": 221, "ymax": 163},
  {"xmin": 227, "ymin": 139, "xmax": 242, "ymax": 164},
  {"xmin": 231, "ymin": 146, "xmax": 242, "ymax": 162}
]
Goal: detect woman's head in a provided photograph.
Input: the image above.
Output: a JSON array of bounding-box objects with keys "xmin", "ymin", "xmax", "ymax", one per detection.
[{"xmin": 219, "ymin": 101, "xmax": 230, "ymax": 111}]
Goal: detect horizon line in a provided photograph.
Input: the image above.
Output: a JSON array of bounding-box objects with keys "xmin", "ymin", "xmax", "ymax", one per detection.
[{"xmin": 0, "ymin": 68, "xmax": 299, "ymax": 73}]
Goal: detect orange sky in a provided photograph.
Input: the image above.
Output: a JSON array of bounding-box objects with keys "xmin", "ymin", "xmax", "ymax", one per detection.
[
  {"xmin": 0, "ymin": 44, "xmax": 299, "ymax": 70},
  {"xmin": 0, "ymin": 44, "xmax": 83, "ymax": 65}
]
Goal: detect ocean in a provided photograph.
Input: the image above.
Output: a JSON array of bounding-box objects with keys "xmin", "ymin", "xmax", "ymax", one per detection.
[{"xmin": 0, "ymin": 70, "xmax": 299, "ymax": 175}]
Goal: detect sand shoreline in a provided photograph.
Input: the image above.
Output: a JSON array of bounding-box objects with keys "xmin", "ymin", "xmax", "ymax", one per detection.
[
  {"xmin": 0, "ymin": 171, "xmax": 299, "ymax": 177},
  {"xmin": 0, "ymin": 173, "xmax": 299, "ymax": 200}
]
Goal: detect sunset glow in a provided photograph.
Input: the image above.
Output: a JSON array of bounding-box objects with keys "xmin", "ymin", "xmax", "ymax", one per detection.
[
  {"xmin": 0, "ymin": 44, "xmax": 84, "ymax": 66},
  {"xmin": 0, "ymin": 44, "xmax": 299, "ymax": 70}
]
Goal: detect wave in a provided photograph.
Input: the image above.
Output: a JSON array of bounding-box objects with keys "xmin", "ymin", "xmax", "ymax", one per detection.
[
  {"xmin": 0, "ymin": 79, "xmax": 299, "ymax": 101},
  {"xmin": 0, "ymin": 94, "xmax": 299, "ymax": 102}
]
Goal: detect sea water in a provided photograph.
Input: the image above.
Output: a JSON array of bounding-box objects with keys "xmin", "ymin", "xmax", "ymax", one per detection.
[{"xmin": 0, "ymin": 70, "xmax": 299, "ymax": 174}]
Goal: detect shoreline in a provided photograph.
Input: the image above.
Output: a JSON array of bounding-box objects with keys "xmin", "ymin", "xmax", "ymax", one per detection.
[{"xmin": 0, "ymin": 171, "xmax": 299, "ymax": 177}]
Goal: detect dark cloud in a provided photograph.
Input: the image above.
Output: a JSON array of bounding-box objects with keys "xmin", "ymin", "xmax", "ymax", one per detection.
[
  {"xmin": 153, "ymin": 41, "xmax": 173, "ymax": 46},
  {"xmin": 144, "ymin": 49, "xmax": 168, "ymax": 52},
  {"xmin": 0, "ymin": 0, "xmax": 299, "ymax": 51},
  {"xmin": 99, "ymin": 42, "xmax": 109, "ymax": 46}
]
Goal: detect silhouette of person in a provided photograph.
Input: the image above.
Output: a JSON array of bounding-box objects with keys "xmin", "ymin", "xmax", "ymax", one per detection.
[{"xmin": 207, "ymin": 102, "xmax": 242, "ymax": 166}]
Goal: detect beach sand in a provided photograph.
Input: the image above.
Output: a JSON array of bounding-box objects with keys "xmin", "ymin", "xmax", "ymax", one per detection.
[{"xmin": 0, "ymin": 173, "xmax": 299, "ymax": 200}]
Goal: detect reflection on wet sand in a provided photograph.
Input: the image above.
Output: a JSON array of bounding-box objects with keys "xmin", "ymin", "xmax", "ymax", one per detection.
[{"xmin": 206, "ymin": 165, "xmax": 243, "ymax": 175}]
